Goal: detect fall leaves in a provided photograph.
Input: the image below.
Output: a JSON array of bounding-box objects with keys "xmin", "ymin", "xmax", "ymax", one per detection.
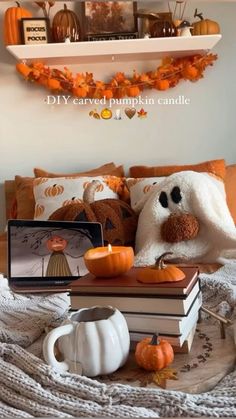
[{"xmin": 16, "ymin": 53, "xmax": 217, "ymax": 99}]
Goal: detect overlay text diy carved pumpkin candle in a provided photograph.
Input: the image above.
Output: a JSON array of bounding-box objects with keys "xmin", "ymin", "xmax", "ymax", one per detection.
[{"xmin": 84, "ymin": 244, "xmax": 134, "ymax": 278}]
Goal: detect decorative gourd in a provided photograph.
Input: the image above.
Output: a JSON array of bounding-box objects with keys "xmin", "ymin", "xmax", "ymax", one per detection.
[
  {"xmin": 137, "ymin": 252, "xmax": 185, "ymax": 283},
  {"xmin": 49, "ymin": 180, "xmax": 138, "ymax": 247},
  {"xmin": 191, "ymin": 9, "xmax": 220, "ymax": 36},
  {"xmin": 84, "ymin": 245, "xmax": 134, "ymax": 278},
  {"xmin": 52, "ymin": 4, "xmax": 81, "ymax": 42},
  {"xmin": 135, "ymin": 333, "xmax": 174, "ymax": 371},
  {"xmin": 4, "ymin": 2, "xmax": 32, "ymax": 45}
]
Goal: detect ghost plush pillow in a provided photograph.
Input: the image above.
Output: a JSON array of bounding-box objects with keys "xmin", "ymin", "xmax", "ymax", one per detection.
[{"xmin": 33, "ymin": 176, "xmax": 122, "ymax": 220}]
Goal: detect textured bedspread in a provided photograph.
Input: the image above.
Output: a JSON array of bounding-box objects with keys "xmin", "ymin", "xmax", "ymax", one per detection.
[{"xmin": 0, "ymin": 262, "xmax": 236, "ymax": 418}]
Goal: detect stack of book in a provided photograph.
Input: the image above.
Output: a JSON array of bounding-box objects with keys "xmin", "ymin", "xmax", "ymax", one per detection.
[{"xmin": 70, "ymin": 267, "xmax": 201, "ymax": 353}]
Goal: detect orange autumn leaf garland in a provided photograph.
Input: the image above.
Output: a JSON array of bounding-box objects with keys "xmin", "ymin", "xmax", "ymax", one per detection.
[{"xmin": 16, "ymin": 53, "xmax": 217, "ymax": 99}]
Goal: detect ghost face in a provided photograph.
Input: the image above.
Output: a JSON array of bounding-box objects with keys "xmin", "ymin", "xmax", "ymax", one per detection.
[
  {"xmin": 135, "ymin": 171, "xmax": 228, "ymax": 264},
  {"xmin": 46, "ymin": 236, "xmax": 68, "ymax": 252}
]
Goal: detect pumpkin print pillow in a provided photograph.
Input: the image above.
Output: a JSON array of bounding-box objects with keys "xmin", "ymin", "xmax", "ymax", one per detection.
[
  {"xmin": 126, "ymin": 177, "xmax": 166, "ymax": 210},
  {"xmin": 33, "ymin": 176, "xmax": 123, "ymax": 220}
]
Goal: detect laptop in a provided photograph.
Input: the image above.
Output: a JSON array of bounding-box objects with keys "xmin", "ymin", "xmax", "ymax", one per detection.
[{"xmin": 8, "ymin": 219, "xmax": 103, "ymax": 292}]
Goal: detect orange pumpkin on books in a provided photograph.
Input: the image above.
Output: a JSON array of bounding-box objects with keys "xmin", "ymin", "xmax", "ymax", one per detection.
[{"xmin": 137, "ymin": 252, "xmax": 185, "ymax": 283}]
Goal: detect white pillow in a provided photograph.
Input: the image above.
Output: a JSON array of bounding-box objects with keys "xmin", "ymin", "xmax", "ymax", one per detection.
[{"xmin": 33, "ymin": 176, "xmax": 121, "ymax": 220}]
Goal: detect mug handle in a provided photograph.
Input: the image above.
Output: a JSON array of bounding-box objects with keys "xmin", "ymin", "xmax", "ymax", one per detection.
[{"xmin": 43, "ymin": 324, "xmax": 74, "ymax": 373}]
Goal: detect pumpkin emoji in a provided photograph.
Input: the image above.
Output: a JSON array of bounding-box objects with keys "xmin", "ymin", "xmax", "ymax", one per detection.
[
  {"xmin": 52, "ymin": 3, "xmax": 81, "ymax": 42},
  {"xmin": 191, "ymin": 9, "xmax": 220, "ymax": 35},
  {"xmin": 44, "ymin": 184, "xmax": 64, "ymax": 197},
  {"xmin": 4, "ymin": 2, "xmax": 32, "ymax": 45},
  {"xmin": 49, "ymin": 180, "xmax": 138, "ymax": 247},
  {"xmin": 101, "ymin": 108, "xmax": 112, "ymax": 120},
  {"xmin": 135, "ymin": 333, "xmax": 174, "ymax": 371},
  {"xmin": 137, "ymin": 252, "xmax": 185, "ymax": 283}
]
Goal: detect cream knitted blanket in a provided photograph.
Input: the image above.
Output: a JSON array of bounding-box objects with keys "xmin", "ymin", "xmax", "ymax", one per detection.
[{"xmin": 0, "ymin": 264, "xmax": 236, "ymax": 418}]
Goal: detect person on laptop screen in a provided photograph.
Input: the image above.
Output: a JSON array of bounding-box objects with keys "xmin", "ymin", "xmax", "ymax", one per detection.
[{"xmin": 46, "ymin": 235, "xmax": 72, "ymax": 277}]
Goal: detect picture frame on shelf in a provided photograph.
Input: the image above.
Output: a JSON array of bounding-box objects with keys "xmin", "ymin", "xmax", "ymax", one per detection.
[
  {"xmin": 21, "ymin": 18, "xmax": 50, "ymax": 45},
  {"xmin": 82, "ymin": 1, "xmax": 138, "ymax": 41}
]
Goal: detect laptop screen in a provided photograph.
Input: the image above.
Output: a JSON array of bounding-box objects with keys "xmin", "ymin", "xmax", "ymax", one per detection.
[{"xmin": 8, "ymin": 220, "xmax": 103, "ymax": 284}]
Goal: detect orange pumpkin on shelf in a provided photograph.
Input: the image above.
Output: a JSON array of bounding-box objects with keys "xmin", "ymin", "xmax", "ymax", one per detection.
[
  {"xmin": 52, "ymin": 3, "xmax": 81, "ymax": 42},
  {"xmin": 128, "ymin": 86, "xmax": 140, "ymax": 97},
  {"xmin": 137, "ymin": 252, "xmax": 185, "ymax": 283},
  {"xmin": 4, "ymin": 2, "xmax": 32, "ymax": 45},
  {"xmin": 191, "ymin": 9, "xmax": 220, "ymax": 36},
  {"xmin": 154, "ymin": 79, "xmax": 170, "ymax": 91},
  {"xmin": 84, "ymin": 245, "xmax": 134, "ymax": 278},
  {"xmin": 135, "ymin": 333, "xmax": 174, "ymax": 371}
]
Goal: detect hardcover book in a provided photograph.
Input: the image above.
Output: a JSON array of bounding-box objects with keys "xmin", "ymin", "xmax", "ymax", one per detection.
[
  {"xmin": 70, "ymin": 281, "xmax": 201, "ymax": 315},
  {"xmin": 70, "ymin": 266, "xmax": 199, "ymax": 296}
]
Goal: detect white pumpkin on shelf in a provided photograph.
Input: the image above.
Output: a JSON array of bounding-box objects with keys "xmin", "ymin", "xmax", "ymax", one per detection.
[{"xmin": 43, "ymin": 306, "xmax": 130, "ymax": 377}]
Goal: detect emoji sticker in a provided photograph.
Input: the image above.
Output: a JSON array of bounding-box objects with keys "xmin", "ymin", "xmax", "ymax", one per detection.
[
  {"xmin": 137, "ymin": 108, "xmax": 148, "ymax": 118},
  {"xmin": 125, "ymin": 108, "xmax": 136, "ymax": 119},
  {"xmin": 89, "ymin": 110, "xmax": 100, "ymax": 119},
  {"xmin": 101, "ymin": 108, "xmax": 112, "ymax": 119}
]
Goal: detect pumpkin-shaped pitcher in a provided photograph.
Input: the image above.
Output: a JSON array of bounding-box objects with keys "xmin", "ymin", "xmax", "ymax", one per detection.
[{"xmin": 43, "ymin": 306, "xmax": 130, "ymax": 377}]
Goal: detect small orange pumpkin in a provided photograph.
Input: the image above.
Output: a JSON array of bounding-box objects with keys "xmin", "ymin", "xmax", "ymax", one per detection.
[
  {"xmin": 84, "ymin": 245, "xmax": 134, "ymax": 278},
  {"xmin": 47, "ymin": 78, "xmax": 61, "ymax": 91},
  {"xmin": 16, "ymin": 62, "xmax": 31, "ymax": 78},
  {"xmin": 73, "ymin": 87, "xmax": 88, "ymax": 98},
  {"xmin": 44, "ymin": 184, "xmax": 64, "ymax": 197},
  {"xmin": 137, "ymin": 252, "xmax": 185, "ymax": 284},
  {"xmin": 128, "ymin": 86, "xmax": 140, "ymax": 97},
  {"xmin": 154, "ymin": 79, "xmax": 170, "ymax": 91},
  {"xmin": 191, "ymin": 9, "xmax": 220, "ymax": 36},
  {"xmin": 4, "ymin": 2, "xmax": 32, "ymax": 45},
  {"xmin": 103, "ymin": 89, "xmax": 113, "ymax": 99},
  {"xmin": 135, "ymin": 333, "xmax": 174, "ymax": 371}
]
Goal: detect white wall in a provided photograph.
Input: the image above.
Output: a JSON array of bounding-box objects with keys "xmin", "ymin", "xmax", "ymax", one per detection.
[{"xmin": 0, "ymin": 1, "xmax": 236, "ymax": 229}]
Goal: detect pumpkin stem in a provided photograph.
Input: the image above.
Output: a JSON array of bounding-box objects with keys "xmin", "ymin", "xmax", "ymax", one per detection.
[
  {"xmin": 16, "ymin": 1, "xmax": 20, "ymax": 6},
  {"xmin": 150, "ymin": 333, "xmax": 159, "ymax": 345},
  {"xmin": 194, "ymin": 8, "xmax": 203, "ymax": 21},
  {"xmin": 64, "ymin": 3, "xmax": 67, "ymax": 10},
  {"xmin": 155, "ymin": 252, "xmax": 173, "ymax": 269},
  {"xmin": 83, "ymin": 180, "xmax": 101, "ymax": 204}
]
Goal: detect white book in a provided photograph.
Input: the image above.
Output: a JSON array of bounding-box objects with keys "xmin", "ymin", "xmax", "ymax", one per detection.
[
  {"xmin": 123, "ymin": 292, "xmax": 202, "ymax": 335},
  {"xmin": 70, "ymin": 281, "xmax": 200, "ymax": 316},
  {"xmin": 130, "ymin": 320, "xmax": 198, "ymax": 348}
]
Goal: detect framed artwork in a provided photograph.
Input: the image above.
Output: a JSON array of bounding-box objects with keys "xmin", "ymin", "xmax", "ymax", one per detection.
[
  {"xmin": 21, "ymin": 18, "xmax": 50, "ymax": 45},
  {"xmin": 82, "ymin": 1, "xmax": 137, "ymax": 40}
]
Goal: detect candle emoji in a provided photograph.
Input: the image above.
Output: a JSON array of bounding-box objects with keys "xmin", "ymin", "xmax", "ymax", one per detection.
[{"xmin": 84, "ymin": 244, "xmax": 134, "ymax": 278}]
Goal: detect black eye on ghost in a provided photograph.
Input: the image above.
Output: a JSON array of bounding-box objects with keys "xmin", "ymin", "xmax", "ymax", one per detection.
[{"xmin": 159, "ymin": 186, "xmax": 182, "ymax": 208}]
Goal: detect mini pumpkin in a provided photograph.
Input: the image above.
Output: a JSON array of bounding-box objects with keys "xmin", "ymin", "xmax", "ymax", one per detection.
[
  {"xmin": 191, "ymin": 9, "xmax": 220, "ymax": 36},
  {"xmin": 135, "ymin": 333, "xmax": 174, "ymax": 371},
  {"xmin": 137, "ymin": 252, "xmax": 185, "ymax": 283},
  {"xmin": 52, "ymin": 3, "xmax": 81, "ymax": 42},
  {"xmin": 4, "ymin": 2, "xmax": 32, "ymax": 45},
  {"xmin": 49, "ymin": 180, "xmax": 138, "ymax": 246}
]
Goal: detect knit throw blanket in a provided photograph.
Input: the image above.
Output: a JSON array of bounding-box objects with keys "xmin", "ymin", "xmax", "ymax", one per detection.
[{"xmin": 0, "ymin": 263, "xmax": 236, "ymax": 418}]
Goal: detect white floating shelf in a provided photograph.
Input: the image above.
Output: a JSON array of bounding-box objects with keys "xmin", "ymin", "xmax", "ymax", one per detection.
[{"xmin": 7, "ymin": 34, "xmax": 222, "ymax": 65}]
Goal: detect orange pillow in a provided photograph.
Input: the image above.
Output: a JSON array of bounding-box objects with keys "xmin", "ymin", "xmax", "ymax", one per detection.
[
  {"xmin": 225, "ymin": 164, "xmax": 236, "ymax": 224},
  {"xmin": 129, "ymin": 159, "xmax": 226, "ymax": 180},
  {"xmin": 34, "ymin": 163, "xmax": 124, "ymax": 178},
  {"xmin": 15, "ymin": 176, "xmax": 36, "ymax": 219}
]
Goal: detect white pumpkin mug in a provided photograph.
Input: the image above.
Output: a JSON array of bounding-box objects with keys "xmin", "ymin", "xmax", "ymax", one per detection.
[{"xmin": 43, "ymin": 306, "xmax": 130, "ymax": 377}]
